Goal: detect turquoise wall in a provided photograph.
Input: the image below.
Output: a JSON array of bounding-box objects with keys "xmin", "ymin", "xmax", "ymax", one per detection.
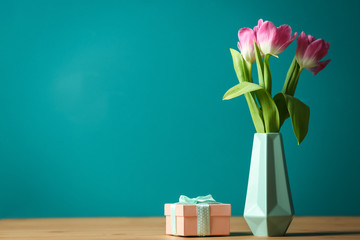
[{"xmin": 0, "ymin": 0, "xmax": 359, "ymax": 218}]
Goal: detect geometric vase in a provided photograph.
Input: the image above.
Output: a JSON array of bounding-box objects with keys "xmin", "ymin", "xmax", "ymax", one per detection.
[{"xmin": 244, "ymin": 133, "xmax": 294, "ymax": 236}]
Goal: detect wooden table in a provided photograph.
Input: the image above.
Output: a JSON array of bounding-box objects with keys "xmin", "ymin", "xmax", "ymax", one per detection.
[{"xmin": 0, "ymin": 217, "xmax": 359, "ymax": 239}]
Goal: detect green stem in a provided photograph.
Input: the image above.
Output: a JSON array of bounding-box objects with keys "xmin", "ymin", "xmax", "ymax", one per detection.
[
  {"xmin": 288, "ymin": 68, "xmax": 303, "ymax": 96},
  {"xmin": 264, "ymin": 54, "xmax": 272, "ymax": 95},
  {"xmin": 248, "ymin": 63, "xmax": 253, "ymax": 83},
  {"xmin": 244, "ymin": 62, "xmax": 265, "ymax": 133},
  {"xmin": 282, "ymin": 57, "xmax": 297, "ymax": 93}
]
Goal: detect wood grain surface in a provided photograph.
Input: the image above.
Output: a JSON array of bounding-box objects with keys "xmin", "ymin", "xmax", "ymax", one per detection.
[{"xmin": 0, "ymin": 217, "xmax": 359, "ymax": 239}]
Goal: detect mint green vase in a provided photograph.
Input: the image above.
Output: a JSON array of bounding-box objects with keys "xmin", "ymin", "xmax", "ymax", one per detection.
[{"xmin": 244, "ymin": 133, "xmax": 294, "ymax": 237}]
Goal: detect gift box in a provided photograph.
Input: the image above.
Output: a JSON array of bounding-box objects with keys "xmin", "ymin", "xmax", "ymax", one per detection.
[{"xmin": 164, "ymin": 195, "xmax": 231, "ymax": 236}]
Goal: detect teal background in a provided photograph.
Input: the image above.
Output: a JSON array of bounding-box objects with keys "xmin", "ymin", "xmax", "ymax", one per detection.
[{"xmin": 0, "ymin": 0, "xmax": 359, "ymax": 218}]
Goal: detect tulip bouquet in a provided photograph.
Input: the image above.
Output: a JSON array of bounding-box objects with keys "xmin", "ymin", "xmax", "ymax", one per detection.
[{"xmin": 223, "ymin": 19, "xmax": 330, "ymax": 144}]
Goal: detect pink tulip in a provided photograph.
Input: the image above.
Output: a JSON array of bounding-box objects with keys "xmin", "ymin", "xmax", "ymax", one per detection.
[
  {"xmin": 237, "ymin": 27, "xmax": 257, "ymax": 63},
  {"xmin": 295, "ymin": 32, "xmax": 331, "ymax": 75},
  {"xmin": 256, "ymin": 19, "xmax": 297, "ymax": 56}
]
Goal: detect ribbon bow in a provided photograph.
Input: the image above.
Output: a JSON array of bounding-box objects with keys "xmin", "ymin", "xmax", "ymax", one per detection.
[{"xmin": 178, "ymin": 194, "xmax": 218, "ymax": 204}]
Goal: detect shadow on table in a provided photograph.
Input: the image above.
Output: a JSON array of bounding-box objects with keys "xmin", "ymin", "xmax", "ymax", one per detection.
[
  {"xmin": 229, "ymin": 232, "xmax": 252, "ymax": 236},
  {"xmin": 287, "ymin": 231, "xmax": 360, "ymax": 237},
  {"xmin": 229, "ymin": 231, "xmax": 360, "ymax": 237}
]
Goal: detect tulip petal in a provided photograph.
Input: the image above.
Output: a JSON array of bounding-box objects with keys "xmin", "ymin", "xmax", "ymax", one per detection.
[
  {"xmin": 307, "ymin": 34, "xmax": 316, "ymax": 43},
  {"xmin": 304, "ymin": 39, "xmax": 330, "ymax": 62},
  {"xmin": 306, "ymin": 59, "xmax": 331, "ymax": 75},
  {"xmin": 238, "ymin": 27, "xmax": 257, "ymax": 62},
  {"xmin": 296, "ymin": 32, "xmax": 310, "ymax": 60},
  {"xmin": 257, "ymin": 21, "xmax": 295, "ymax": 55},
  {"xmin": 238, "ymin": 27, "xmax": 253, "ymax": 41},
  {"xmin": 237, "ymin": 41, "xmax": 242, "ymax": 52},
  {"xmin": 257, "ymin": 21, "xmax": 277, "ymax": 55},
  {"xmin": 274, "ymin": 25, "xmax": 292, "ymax": 47},
  {"xmin": 253, "ymin": 19, "xmax": 263, "ymax": 34},
  {"xmin": 295, "ymin": 32, "xmax": 330, "ymax": 72},
  {"xmin": 275, "ymin": 32, "xmax": 297, "ymax": 55},
  {"xmin": 257, "ymin": 21, "xmax": 277, "ymax": 42}
]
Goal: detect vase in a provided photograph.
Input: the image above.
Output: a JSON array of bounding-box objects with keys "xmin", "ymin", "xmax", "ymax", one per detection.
[{"xmin": 244, "ymin": 133, "xmax": 294, "ymax": 236}]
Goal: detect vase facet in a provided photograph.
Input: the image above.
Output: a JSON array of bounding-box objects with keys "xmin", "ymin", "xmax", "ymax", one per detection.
[{"xmin": 244, "ymin": 133, "xmax": 294, "ymax": 236}]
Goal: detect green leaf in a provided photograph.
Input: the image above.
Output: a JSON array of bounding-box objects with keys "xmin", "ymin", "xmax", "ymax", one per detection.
[
  {"xmin": 255, "ymin": 89, "xmax": 280, "ymax": 132},
  {"xmin": 268, "ymin": 53, "xmax": 279, "ymax": 58},
  {"xmin": 244, "ymin": 94, "xmax": 265, "ymax": 133},
  {"xmin": 274, "ymin": 93, "xmax": 310, "ymax": 144},
  {"xmin": 274, "ymin": 93, "xmax": 290, "ymax": 127},
  {"xmin": 223, "ymin": 82, "xmax": 263, "ymax": 100},
  {"xmin": 223, "ymin": 82, "xmax": 279, "ymax": 132},
  {"xmin": 228, "ymin": 49, "xmax": 265, "ymax": 132},
  {"xmin": 253, "ymin": 42, "xmax": 264, "ymax": 87},
  {"xmin": 245, "ymin": 61, "xmax": 253, "ymax": 83},
  {"xmin": 230, "ymin": 48, "xmax": 249, "ymax": 83}
]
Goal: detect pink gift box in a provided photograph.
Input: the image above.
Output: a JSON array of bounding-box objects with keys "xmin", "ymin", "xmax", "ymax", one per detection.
[{"xmin": 164, "ymin": 203, "xmax": 231, "ymax": 236}]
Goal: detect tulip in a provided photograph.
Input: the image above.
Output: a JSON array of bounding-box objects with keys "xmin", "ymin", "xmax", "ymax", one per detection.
[
  {"xmin": 256, "ymin": 19, "xmax": 297, "ymax": 56},
  {"xmin": 237, "ymin": 27, "xmax": 257, "ymax": 63},
  {"xmin": 295, "ymin": 32, "xmax": 331, "ymax": 75}
]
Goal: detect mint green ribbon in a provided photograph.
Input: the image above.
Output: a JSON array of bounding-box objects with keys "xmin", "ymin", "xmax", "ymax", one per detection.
[
  {"xmin": 178, "ymin": 194, "xmax": 218, "ymax": 204},
  {"xmin": 171, "ymin": 195, "xmax": 218, "ymax": 236}
]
